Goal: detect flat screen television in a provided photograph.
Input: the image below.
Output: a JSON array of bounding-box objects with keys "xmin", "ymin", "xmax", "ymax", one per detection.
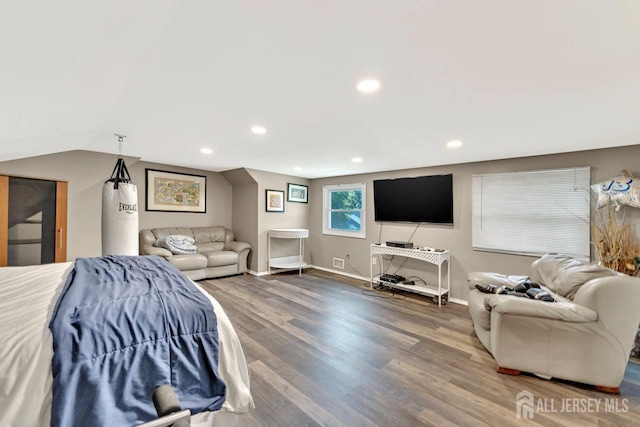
[{"xmin": 373, "ymin": 174, "xmax": 453, "ymax": 224}]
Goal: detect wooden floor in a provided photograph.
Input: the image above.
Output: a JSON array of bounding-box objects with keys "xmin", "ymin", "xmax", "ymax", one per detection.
[{"xmin": 199, "ymin": 269, "xmax": 640, "ymax": 427}]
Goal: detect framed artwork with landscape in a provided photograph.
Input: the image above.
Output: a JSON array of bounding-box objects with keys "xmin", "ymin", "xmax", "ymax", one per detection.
[
  {"xmin": 145, "ymin": 169, "xmax": 206, "ymax": 213},
  {"xmin": 287, "ymin": 183, "xmax": 308, "ymax": 203},
  {"xmin": 266, "ymin": 189, "xmax": 285, "ymax": 212}
]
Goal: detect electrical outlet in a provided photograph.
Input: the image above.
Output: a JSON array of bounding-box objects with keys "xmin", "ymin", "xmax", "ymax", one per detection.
[{"xmin": 372, "ymin": 257, "xmax": 377, "ymax": 265}]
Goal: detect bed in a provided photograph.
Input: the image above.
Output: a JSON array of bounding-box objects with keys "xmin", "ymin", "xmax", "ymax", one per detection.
[{"xmin": 0, "ymin": 256, "xmax": 254, "ymax": 427}]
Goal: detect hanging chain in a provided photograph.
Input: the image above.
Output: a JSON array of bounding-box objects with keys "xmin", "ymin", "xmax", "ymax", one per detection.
[{"xmin": 114, "ymin": 133, "xmax": 127, "ymax": 158}]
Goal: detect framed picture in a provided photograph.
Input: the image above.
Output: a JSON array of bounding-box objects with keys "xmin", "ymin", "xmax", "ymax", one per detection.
[
  {"xmin": 145, "ymin": 169, "xmax": 206, "ymax": 213},
  {"xmin": 265, "ymin": 189, "xmax": 285, "ymax": 212},
  {"xmin": 287, "ymin": 183, "xmax": 308, "ymax": 203}
]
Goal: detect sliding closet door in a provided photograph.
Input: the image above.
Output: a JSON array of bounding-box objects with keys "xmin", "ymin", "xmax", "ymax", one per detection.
[
  {"xmin": 55, "ymin": 181, "xmax": 68, "ymax": 263},
  {"xmin": 0, "ymin": 175, "xmax": 68, "ymax": 266}
]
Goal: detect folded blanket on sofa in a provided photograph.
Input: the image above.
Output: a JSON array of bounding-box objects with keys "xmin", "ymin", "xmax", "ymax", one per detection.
[
  {"xmin": 157, "ymin": 234, "xmax": 198, "ymax": 254},
  {"xmin": 49, "ymin": 255, "xmax": 226, "ymax": 427}
]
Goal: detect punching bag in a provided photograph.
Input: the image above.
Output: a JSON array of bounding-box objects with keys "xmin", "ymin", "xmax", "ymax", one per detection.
[{"xmin": 101, "ymin": 158, "xmax": 139, "ymax": 256}]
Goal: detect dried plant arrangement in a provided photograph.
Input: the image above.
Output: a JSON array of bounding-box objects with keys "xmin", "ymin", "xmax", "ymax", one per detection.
[{"xmin": 592, "ymin": 206, "xmax": 640, "ymax": 276}]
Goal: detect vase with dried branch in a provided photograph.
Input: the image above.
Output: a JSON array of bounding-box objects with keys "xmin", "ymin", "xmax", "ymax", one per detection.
[
  {"xmin": 592, "ymin": 205, "xmax": 640, "ymax": 358},
  {"xmin": 592, "ymin": 206, "xmax": 640, "ymax": 276}
]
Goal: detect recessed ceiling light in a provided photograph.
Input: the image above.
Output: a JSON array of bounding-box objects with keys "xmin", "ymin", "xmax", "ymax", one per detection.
[
  {"xmin": 251, "ymin": 126, "xmax": 267, "ymax": 135},
  {"xmin": 447, "ymin": 140, "xmax": 463, "ymax": 148},
  {"xmin": 356, "ymin": 79, "xmax": 381, "ymax": 93},
  {"xmin": 200, "ymin": 148, "xmax": 213, "ymax": 154},
  {"xmin": 293, "ymin": 166, "xmax": 302, "ymax": 172},
  {"xmin": 351, "ymin": 157, "xmax": 363, "ymax": 163}
]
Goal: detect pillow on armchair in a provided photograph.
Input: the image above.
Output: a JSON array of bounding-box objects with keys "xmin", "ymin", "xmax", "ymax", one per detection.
[{"xmin": 530, "ymin": 253, "xmax": 618, "ymax": 299}]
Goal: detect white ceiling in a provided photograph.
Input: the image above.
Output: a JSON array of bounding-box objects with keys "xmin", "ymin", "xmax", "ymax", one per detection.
[{"xmin": 1, "ymin": 1, "xmax": 639, "ymax": 179}]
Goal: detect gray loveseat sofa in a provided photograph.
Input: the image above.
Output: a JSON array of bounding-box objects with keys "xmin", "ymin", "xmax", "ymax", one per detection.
[
  {"xmin": 139, "ymin": 226, "xmax": 251, "ymax": 281},
  {"xmin": 467, "ymin": 253, "xmax": 640, "ymax": 392}
]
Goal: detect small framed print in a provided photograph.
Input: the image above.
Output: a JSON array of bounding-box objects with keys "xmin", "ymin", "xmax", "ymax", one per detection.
[
  {"xmin": 287, "ymin": 183, "xmax": 308, "ymax": 203},
  {"xmin": 266, "ymin": 189, "xmax": 285, "ymax": 212}
]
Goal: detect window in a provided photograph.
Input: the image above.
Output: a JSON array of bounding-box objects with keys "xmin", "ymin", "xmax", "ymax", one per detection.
[
  {"xmin": 472, "ymin": 167, "xmax": 590, "ymax": 258},
  {"xmin": 323, "ymin": 183, "xmax": 366, "ymax": 238}
]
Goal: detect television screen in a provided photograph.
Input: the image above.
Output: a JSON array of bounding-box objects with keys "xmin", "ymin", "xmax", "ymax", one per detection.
[{"xmin": 373, "ymin": 174, "xmax": 453, "ymax": 224}]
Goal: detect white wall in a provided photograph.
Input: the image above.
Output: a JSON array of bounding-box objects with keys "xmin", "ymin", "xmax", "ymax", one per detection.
[
  {"xmin": 3, "ymin": 145, "xmax": 638, "ymax": 302},
  {"xmin": 0, "ymin": 151, "xmax": 311, "ymax": 272},
  {"xmin": 133, "ymin": 161, "xmax": 232, "ymax": 231},
  {"xmin": 246, "ymin": 168, "xmax": 310, "ymax": 273},
  {"xmin": 222, "ymin": 168, "xmax": 259, "ymax": 272},
  {"xmin": 308, "ymin": 144, "xmax": 640, "ymax": 302},
  {"xmin": 0, "ymin": 150, "xmax": 233, "ymax": 260}
]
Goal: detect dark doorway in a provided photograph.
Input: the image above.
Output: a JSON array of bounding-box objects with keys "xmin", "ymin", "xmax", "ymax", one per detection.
[{"xmin": 8, "ymin": 177, "xmax": 57, "ymax": 265}]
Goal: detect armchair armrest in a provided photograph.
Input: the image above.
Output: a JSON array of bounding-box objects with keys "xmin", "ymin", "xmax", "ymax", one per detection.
[
  {"xmin": 485, "ymin": 295, "xmax": 597, "ymax": 322},
  {"xmin": 141, "ymin": 245, "xmax": 172, "ymax": 258},
  {"xmin": 225, "ymin": 241, "xmax": 251, "ymax": 253},
  {"xmin": 572, "ymin": 276, "xmax": 640, "ymax": 350}
]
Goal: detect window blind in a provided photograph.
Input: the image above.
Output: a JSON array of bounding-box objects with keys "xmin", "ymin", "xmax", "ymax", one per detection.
[{"xmin": 472, "ymin": 167, "xmax": 591, "ymax": 258}]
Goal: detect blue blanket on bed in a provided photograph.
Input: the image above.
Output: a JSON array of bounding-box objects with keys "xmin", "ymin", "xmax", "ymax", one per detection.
[{"xmin": 49, "ymin": 255, "xmax": 226, "ymax": 427}]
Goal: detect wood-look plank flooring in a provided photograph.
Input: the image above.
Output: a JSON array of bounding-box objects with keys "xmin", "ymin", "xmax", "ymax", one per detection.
[{"xmin": 198, "ymin": 269, "xmax": 640, "ymax": 426}]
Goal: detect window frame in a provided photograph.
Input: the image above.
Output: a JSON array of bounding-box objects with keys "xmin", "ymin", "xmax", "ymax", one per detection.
[{"xmin": 322, "ymin": 183, "xmax": 366, "ymax": 239}]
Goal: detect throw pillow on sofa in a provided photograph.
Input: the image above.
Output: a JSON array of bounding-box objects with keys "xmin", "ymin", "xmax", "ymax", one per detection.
[
  {"xmin": 530, "ymin": 253, "xmax": 618, "ymax": 299},
  {"xmin": 156, "ymin": 235, "xmax": 198, "ymax": 255}
]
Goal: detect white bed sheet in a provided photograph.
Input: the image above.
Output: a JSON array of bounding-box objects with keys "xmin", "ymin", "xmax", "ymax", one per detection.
[{"xmin": 0, "ymin": 262, "xmax": 254, "ymax": 427}]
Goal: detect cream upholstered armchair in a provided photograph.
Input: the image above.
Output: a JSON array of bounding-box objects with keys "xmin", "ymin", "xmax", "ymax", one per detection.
[{"xmin": 467, "ymin": 254, "xmax": 640, "ymax": 393}]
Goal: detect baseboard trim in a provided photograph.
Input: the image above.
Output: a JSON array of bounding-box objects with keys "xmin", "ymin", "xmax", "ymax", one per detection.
[
  {"xmin": 308, "ymin": 264, "xmax": 369, "ymax": 282},
  {"xmin": 253, "ymin": 266, "xmax": 312, "ymax": 277},
  {"xmin": 449, "ymin": 298, "xmax": 467, "ymax": 306}
]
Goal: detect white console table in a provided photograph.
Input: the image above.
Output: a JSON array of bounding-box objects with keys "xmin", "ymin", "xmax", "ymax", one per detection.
[
  {"xmin": 370, "ymin": 244, "xmax": 450, "ymax": 306},
  {"xmin": 268, "ymin": 229, "xmax": 309, "ymax": 276}
]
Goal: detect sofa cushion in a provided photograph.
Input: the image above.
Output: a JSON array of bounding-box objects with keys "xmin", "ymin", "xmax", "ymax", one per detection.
[
  {"xmin": 152, "ymin": 227, "xmax": 194, "ymax": 240},
  {"xmin": 193, "ymin": 226, "xmax": 227, "ymax": 244},
  {"xmin": 169, "ymin": 253, "xmax": 208, "ymax": 271},
  {"xmin": 540, "ymin": 284, "xmax": 571, "ymax": 304},
  {"xmin": 467, "ymin": 272, "xmax": 529, "ymax": 291},
  {"xmin": 530, "ymin": 254, "xmax": 617, "ymax": 300},
  {"xmin": 204, "ymin": 251, "xmax": 239, "ymax": 267},
  {"xmin": 197, "ymin": 242, "xmax": 225, "ymax": 253}
]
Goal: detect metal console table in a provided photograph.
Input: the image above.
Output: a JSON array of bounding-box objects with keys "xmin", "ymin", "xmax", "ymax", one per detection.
[
  {"xmin": 268, "ymin": 228, "xmax": 309, "ymax": 276},
  {"xmin": 370, "ymin": 244, "xmax": 450, "ymax": 306}
]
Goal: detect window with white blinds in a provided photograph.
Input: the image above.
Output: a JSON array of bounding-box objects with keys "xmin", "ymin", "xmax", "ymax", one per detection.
[{"xmin": 472, "ymin": 167, "xmax": 591, "ymax": 258}]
